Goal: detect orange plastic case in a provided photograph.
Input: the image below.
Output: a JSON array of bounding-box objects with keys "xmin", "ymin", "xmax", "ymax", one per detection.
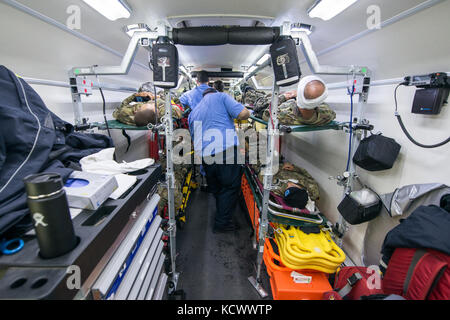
[
  {"xmin": 264, "ymin": 239, "xmax": 332, "ymax": 300},
  {"xmin": 241, "ymin": 174, "xmax": 260, "ymax": 238},
  {"xmin": 242, "ymin": 174, "xmax": 332, "ymax": 300}
]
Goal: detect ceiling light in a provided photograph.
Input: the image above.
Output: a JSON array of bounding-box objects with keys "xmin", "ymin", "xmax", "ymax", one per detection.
[
  {"xmin": 290, "ymin": 23, "xmax": 314, "ymax": 35},
  {"xmin": 307, "ymin": 0, "xmax": 359, "ymax": 21},
  {"xmin": 256, "ymin": 54, "xmax": 271, "ymax": 66},
  {"xmin": 124, "ymin": 23, "xmax": 151, "ymax": 37},
  {"xmin": 82, "ymin": 0, "xmax": 132, "ymax": 21}
]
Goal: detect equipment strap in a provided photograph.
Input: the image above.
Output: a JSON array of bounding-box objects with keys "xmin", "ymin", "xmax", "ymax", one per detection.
[
  {"xmin": 121, "ymin": 129, "xmax": 131, "ymax": 153},
  {"xmin": 403, "ymin": 249, "xmax": 427, "ymax": 296},
  {"xmin": 337, "ymin": 272, "xmax": 363, "ymax": 298}
]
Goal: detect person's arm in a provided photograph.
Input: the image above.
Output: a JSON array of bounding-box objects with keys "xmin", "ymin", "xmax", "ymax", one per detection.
[
  {"xmin": 237, "ymin": 108, "xmax": 251, "ymax": 120},
  {"xmin": 120, "ymin": 93, "xmax": 136, "ymax": 108},
  {"xmin": 179, "ymin": 92, "xmax": 190, "ymax": 109},
  {"xmin": 222, "ymin": 94, "xmax": 250, "ymax": 120}
]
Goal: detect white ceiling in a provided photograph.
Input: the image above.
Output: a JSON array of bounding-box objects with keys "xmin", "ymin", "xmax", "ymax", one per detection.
[{"xmin": 16, "ymin": 0, "xmax": 426, "ymax": 73}]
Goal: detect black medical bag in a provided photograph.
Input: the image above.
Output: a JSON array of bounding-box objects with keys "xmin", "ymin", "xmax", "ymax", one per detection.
[
  {"xmin": 338, "ymin": 189, "xmax": 383, "ymax": 225},
  {"xmin": 353, "ymin": 133, "xmax": 401, "ymax": 171},
  {"xmin": 270, "ymin": 36, "xmax": 301, "ymax": 87},
  {"xmin": 152, "ymin": 37, "xmax": 179, "ymax": 89}
]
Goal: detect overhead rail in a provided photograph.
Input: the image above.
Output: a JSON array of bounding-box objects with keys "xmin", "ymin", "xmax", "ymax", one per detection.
[
  {"xmin": 191, "ymin": 71, "xmax": 245, "ymax": 79},
  {"xmin": 171, "ymin": 26, "xmax": 280, "ymax": 46},
  {"xmin": 23, "ymin": 77, "xmax": 138, "ymax": 93}
]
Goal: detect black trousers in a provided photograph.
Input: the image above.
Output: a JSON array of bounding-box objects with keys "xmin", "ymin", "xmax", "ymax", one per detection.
[{"xmin": 203, "ymin": 147, "xmax": 243, "ymax": 228}]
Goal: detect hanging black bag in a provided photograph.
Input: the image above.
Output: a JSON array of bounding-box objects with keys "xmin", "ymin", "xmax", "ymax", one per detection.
[
  {"xmin": 337, "ymin": 178, "xmax": 383, "ymax": 225},
  {"xmin": 270, "ymin": 36, "xmax": 301, "ymax": 87},
  {"xmin": 152, "ymin": 37, "xmax": 179, "ymax": 89},
  {"xmin": 353, "ymin": 133, "xmax": 401, "ymax": 171}
]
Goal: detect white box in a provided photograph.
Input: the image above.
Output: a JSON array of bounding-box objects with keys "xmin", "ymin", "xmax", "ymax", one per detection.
[{"xmin": 64, "ymin": 171, "xmax": 118, "ymax": 210}]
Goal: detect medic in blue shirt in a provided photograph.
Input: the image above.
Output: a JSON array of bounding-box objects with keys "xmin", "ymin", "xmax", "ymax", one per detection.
[
  {"xmin": 188, "ymin": 87, "xmax": 250, "ymax": 234},
  {"xmin": 179, "ymin": 70, "xmax": 211, "ymax": 112}
]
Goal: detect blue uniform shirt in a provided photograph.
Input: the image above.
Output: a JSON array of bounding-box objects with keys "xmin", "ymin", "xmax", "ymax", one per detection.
[
  {"xmin": 179, "ymin": 84, "xmax": 211, "ymax": 110},
  {"xmin": 188, "ymin": 92, "xmax": 244, "ymax": 157}
]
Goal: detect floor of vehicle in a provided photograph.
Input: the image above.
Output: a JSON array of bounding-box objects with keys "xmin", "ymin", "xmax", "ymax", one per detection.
[{"xmin": 176, "ymin": 189, "xmax": 272, "ymax": 300}]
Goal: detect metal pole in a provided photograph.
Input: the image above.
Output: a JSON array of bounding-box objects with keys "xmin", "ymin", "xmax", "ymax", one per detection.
[
  {"xmin": 338, "ymin": 77, "xmax": 371, "ymax": 245},
  {"xmin": 248, "ymin": 84, "xmax": 280, "ymax": 298},
  {"xmin": 164, "ymin": 89, "xmax": 179, "ymax": 292}
]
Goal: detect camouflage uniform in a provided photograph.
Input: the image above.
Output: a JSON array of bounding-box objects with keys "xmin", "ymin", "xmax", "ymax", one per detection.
[
  {"xmin": 157, "ymin": 162, "xmax": 189, "ymax": 216},
  {"xmin": 262, "ymin": 99, "xmax": 336, "ymax": 126},
  {"xmin": 244, "ymin": 90, "xmax": 270, "ymax": 106},
  {"xmin": 113, "ymin": 94, "xmax": 182, "ymax": 126},
  {"xmin": 255, "ymin": 162, "xmax": 320, "ymax": 201},
  {"xmin": 247, "ymin": 91, "xmax": 294, "ymax": 119},
  {"xmin": 157, "ymin": 147, "xmax": 194, "ymax": 216}
]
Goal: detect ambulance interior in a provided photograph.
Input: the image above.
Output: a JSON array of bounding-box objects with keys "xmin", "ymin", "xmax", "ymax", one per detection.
[{"xmin": 0, "ymin": 0, "xmax": 449, "ymax": 301}]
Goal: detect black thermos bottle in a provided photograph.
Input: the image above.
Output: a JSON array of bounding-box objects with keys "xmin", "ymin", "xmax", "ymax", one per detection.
[{"xmin": 23, "ymin": 173, "xmax": 77, "ymax": 259}]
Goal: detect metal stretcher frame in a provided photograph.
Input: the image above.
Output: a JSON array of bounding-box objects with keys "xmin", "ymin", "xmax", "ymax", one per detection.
[
  {"xmin": 243, "ymin": 166, "xmax": 328, "ymax": 227},
  {"xmin": 245, "ymin": 28, "xmax": 370, "ymax": 298},
  {"xmin": 69, "ymin": 21, "xmax": 369, "ymax": 299},
  {"xmin": 249, "ymin": 115, "xmax": 345, "ymax": 132}
]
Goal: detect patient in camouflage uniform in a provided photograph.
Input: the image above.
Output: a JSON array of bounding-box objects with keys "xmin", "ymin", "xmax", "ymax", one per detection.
[
  {"xmin": 255, "ymin": 162, "xmax": 320, "ymax": 202},
  {"xmin": 113, "ymin": 82, "xmax": 183, "ymax": 127},
  {"xmin": 262, "ymin": 99, "xmax": 336, "ymax": 126},
  {"xmin": 113, "ymin": 83, "xmax": 189, "ymax": 216},
  {"xmin": 243, "ymin": 75, "xmax": 336, "ymax": 126}
]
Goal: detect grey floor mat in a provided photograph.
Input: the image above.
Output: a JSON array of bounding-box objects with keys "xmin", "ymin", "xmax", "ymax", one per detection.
[{"xmin": 175, "ymin": 189, "xmax": 272, "ymax": 300}]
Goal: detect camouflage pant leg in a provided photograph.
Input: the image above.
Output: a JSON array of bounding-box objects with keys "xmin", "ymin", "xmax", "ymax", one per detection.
[
  {"xmin": 157, "ymin": 165, "xmax": 188, "ymax": 216},
  {"xmin": 157, "ymin": 183, "xmax": 183, "ymax": 216}
]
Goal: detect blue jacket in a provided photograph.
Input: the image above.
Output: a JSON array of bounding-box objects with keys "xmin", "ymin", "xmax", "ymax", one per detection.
[{"xmin": 0, "ymin": 65, "xmax": 113, "ymax": 237}]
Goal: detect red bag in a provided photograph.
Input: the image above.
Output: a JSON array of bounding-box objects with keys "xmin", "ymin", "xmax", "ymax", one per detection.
[
  {"xmin": 383, "ymin": 248, "xmax": 449, "ymax": 300},
  {"xmin": 331, "ymin": 266, "xmax": 384, "ymax": 300}
]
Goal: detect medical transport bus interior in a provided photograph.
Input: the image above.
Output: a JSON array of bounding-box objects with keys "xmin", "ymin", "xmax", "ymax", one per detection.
[{"xmin": 0, "ymin": 0, "xmax": 449, "ymax": 308}]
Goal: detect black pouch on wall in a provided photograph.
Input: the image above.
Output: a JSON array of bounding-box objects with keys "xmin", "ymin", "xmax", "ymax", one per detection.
[
  {"xmin": 270, "ymin": 36, "xmax": 301, "ymax": 87},
  {"xmin": 338, "ymin": 189, "xmax": 383, "ymax": 225},
  {"xmin": 152, "ymin": 37, "xmax": 179, "ymax": 89},
  {"xmin": 353, "ymin": 134, "xmax": 401, "ymax": 171}
]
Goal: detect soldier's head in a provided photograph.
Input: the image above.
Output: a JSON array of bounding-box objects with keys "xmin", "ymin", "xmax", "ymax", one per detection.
[
  {"xmin": 284, "ymin": 186, "xmax": 309, "ymax": 210},
  {"xmin": 135, "ymin": 104, "xmax": 157, "ymax": 127},
  {"xmin": 197, "ymin": 70, "xmax": 209, "ymax": 85},
  {"xmin": 297, "ymin": 75, "xmax": 329, "ymax": 120},
  {"xmin": 304, "ymin": 80, "xmax": 326, "ymax": 100}
]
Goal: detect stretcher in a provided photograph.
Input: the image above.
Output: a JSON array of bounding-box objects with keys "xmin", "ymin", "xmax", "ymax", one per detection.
[
  {"xmin": 176, "ymin": 167, "xmax": 198, "ymax": 227},
  {"xmin": 249, "ymin": 115, "xmax": 345, "ymax": 133},
  {"xmin": 244, "ymin": 165, "xmax": 325, "ymax": 226}
]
